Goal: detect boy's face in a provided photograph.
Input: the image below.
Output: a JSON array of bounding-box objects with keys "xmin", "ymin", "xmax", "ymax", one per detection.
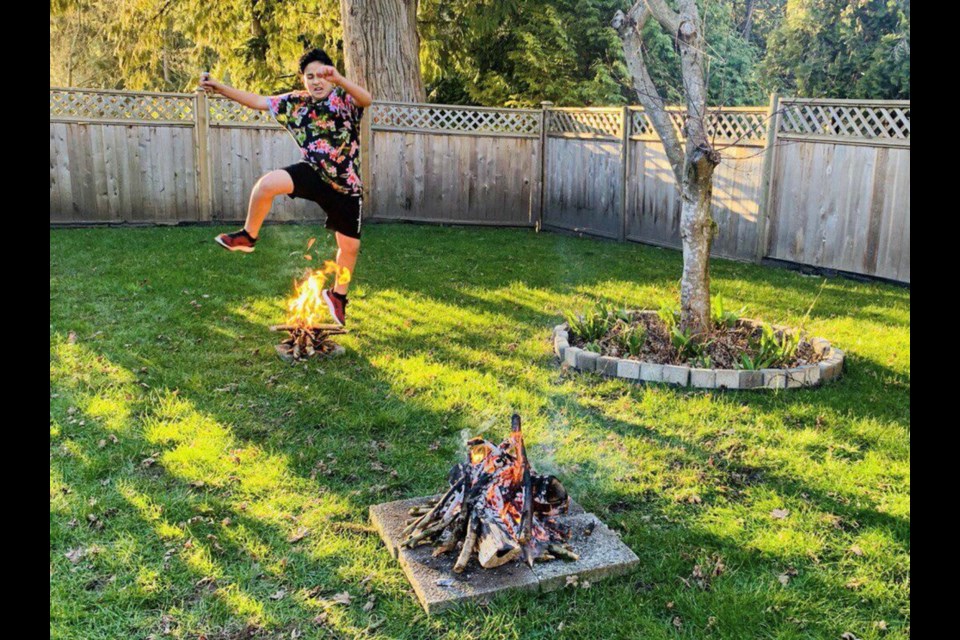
[{"xmin": 302, "ymin": 61, "xmax": 334, "ymax": 99}]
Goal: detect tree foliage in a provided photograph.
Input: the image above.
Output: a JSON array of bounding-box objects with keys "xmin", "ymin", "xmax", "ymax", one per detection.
[
  {"xmin": 51, "ymin": 0, "xmax": 342, "ymax": 94},
  {"xmin": 419, "ymin": 0, "xmax": 634, "ymax": 107},
  {"xmin": 760, "ymin": 0, "xmax": 910, "ymax": 99},
  {"xmin": 50, "ymin": 0, "xmax": 909, "ymax": 102}
]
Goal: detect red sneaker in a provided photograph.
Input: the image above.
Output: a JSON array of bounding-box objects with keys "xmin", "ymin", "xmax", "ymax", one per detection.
[
  {"xmin": 214, "ymin": 229, "xmax": 257, "ymax": 253},
  {"xmin": 321, "ymin": 289, "xmax": 348, "ymax": 326}
]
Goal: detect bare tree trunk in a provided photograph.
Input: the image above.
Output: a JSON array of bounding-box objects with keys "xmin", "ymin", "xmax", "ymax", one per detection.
[
  {"xmin": 614, "ymin": 0, "xmax": 720, "ymax": 335},
  {"xmin": 741, "ymin": 0, "xmax": 756, "ymax": 42},
  {"xmin": 679, "ymin": 149, "xmax": 718, "ymax": 335},
  {"xmin": 339, "ymin": 0, "xmax": 426, "ymax": 102}
]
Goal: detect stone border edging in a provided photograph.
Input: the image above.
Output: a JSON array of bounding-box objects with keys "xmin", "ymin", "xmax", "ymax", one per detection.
[{"xmin": 551, "ymin": 312, "xmax": 844, "ymax": 390}]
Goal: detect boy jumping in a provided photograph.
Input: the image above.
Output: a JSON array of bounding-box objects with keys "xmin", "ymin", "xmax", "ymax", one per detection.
[{"xmin": 201, "ymin": 48, "xmax": 372, "ymax": 326}]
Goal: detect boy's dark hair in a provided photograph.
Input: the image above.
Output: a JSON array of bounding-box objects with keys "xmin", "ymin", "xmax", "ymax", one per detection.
[{"xmin": 298, "ymin": 48, "xmax": 334, "ymax": 73}]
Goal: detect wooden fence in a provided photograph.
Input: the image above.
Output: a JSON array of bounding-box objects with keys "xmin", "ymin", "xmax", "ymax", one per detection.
[{"xmin": 50, "ymin": 89, "xmax": 910, "ymax": 282}]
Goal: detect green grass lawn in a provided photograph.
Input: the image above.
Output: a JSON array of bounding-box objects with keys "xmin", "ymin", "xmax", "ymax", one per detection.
[{"xmin": 50, "ymin": 224, "xmax": 909, "ymax": 639}]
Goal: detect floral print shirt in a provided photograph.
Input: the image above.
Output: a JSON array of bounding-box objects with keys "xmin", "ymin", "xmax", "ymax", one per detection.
[{"xmin": 267, "ymin": 87, "xmax": 364, "ymax": 196}]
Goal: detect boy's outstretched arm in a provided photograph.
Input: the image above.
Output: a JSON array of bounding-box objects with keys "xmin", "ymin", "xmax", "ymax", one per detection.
[{"xmin": 199, "ymin": 74, "xmax": 270, "ymax": 111}]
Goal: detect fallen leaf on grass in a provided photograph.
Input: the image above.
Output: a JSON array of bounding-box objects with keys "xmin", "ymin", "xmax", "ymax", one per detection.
[
  {"xmin": 363, "ymin": 595, "xmax": 376, "ymax": 612},
  {"xmin": 770, "ymin": 508, "xmax": 790, "ymax": 519},
  {"xmin": 287, "ymin": 527, "xmax": 309, "ymax": 543},
  {"xmin": 849, "ymin": 544, "xmax": 864, "ymax": 556},
  {"xmin": 68, "ymin": 331, "xmax": 77, "ymax": 344},
  {"xmin": 269, "ymin": 589, "xmax": 286, "ymax": 600},
  {"xmin": 331, "ymin": 591, "xmax": 352, "ymax": 606},
  {"xmin": 845, "ymin": 577, "xmax": 866, "ymax": 590},
  {"xmin": 65, "ymin": 547, "xmax": 85, "ymax": 564},
  {"xmin": 840, "ymin": 633, "xmax": 860, "ymax": 640}
]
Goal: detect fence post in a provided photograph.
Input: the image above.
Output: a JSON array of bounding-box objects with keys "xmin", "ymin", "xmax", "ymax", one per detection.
[
  {"xmin": 361, "ymin": 102, "xmax": 373, "ymax": 221},
  {"xmin": 194, "ymin": 90, "xmax": 213, "ymax": 222},
  {"xmin": 754, "ymin": 91, "xmax": 780, "ymax": 263},
  {"xmin": 537, "ymin": 101, "xmax": 553, "ymax": 231},
  {"xmin": 619, "ymin": 105, "xmax": 631, "ymax": 242}
]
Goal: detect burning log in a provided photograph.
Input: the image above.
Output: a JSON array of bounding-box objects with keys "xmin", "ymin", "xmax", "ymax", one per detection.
[
  {"xmin": 401, "ymin": 413, "xmax": 578, "ymax": 574},
  {"xmin": 274, "ymin": 326, "xmax": 347, "ymax": 362},
  {"xmin": 477, "ymin": 513, "xmax": 521, "ymax": 568},
  {"xmin": 454, "ymin": 513, "xmax": 480, "ymax": 573}
]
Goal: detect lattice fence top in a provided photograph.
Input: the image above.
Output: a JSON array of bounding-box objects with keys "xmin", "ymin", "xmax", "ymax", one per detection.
[
  {"xmin": 49, "ymin": 89, "xmax": 909, "ymax": 147},
  {"xmin": 630, "ymin": 108, "xmax": 767, "ymax": 145},
  {"xmin": 372, "ymin": 103, "xmax": 540, "ymax": 136},
  {"xmin": 50, "ymin": 89, "xmax": 195, "ymax": 124},
  {"xmin": 208, "ymin": 97, "xmax": 279, "ymax": 127},
  {"xmin": 547, "ymin": 109, "xmax": 622, "ymax": 139},
  {"xmin": 779, "ymin": 101, "xmax": 910, "ymax": 142}
]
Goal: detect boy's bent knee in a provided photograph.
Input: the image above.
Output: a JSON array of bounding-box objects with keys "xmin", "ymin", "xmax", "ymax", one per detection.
[{"xmin": 255, "ymin": 171, "xmax": 293, "ymax": 198}]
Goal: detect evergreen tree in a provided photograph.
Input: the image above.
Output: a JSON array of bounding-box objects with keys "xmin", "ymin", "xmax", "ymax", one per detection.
[{"xmin": 760, "ymin": 0, "xmax": 909, "ymax": 98}]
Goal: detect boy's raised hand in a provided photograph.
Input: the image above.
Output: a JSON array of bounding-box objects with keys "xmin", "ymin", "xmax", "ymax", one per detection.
[
  {"xmin": 317, "ymin": 65, "xmax": 343, "ymax": 84},
  {"xmin": 199, "ymin": 72, "xmax": 224, "ymax": 95}
]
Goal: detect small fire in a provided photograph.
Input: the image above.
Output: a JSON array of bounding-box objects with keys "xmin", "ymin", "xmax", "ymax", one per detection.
[{"xmin": 286, "ymin": 260, "xmax": 351, "ymax": 328}]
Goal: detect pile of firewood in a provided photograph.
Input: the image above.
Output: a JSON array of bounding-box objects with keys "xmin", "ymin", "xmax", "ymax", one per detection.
[
  {"xmin": 271, "ymin": 324, "xmax": 346, "ymax": 362},
  {"xmin": 402, "ymin": 414, "xmax": 578, "ymax": 571}
]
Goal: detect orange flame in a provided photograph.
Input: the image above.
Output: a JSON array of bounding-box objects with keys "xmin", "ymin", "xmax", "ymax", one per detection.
[{"xmin": 285, "ymin": 260, "xmax": 351, "ymax": 328}]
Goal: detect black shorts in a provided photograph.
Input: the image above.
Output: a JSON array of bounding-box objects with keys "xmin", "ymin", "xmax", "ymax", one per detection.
[{"xmin": 282, "ymin": 162, "xmax": 363, "ymax": 239}]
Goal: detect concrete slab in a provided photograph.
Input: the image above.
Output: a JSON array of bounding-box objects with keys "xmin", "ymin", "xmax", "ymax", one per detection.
[
  {"xmin": 369, "ymin": 494, "xmax": 442, "ymax": 559},
  {"xmin": 640, "ymin": 362, "xmax": 664, "ymax": 383},
  {"xmin": 662, "ymin": 365, "xmax": 690, "ymax": 386},
  {"xmin": 616, "ymin": 359, "xmax": 640, "ymax": 380},
  {"xmin": 370, "ymin": 497, "xmax": 632, "ymax": 614},
  {"xmin": 597, "ymin": 356, "xmax": 619, "ymax": 377},
  {"xmin": 689, "ymin": 368, "xmax": 716, "ymax": 389},
  {"xmin": 397, "ymin": 542, "xmax": 539, "ymax": 614},
  {"xmin": 576, "ymin": 350, "xmax": 599, "ymax": 372},
  {"xmin": 531, "ymin": 513, "xmax": 640, "ymax": 593}
]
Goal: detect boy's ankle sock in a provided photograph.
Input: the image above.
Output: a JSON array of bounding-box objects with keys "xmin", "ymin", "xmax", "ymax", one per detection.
[{"xmin": 241, "ymin": 228, "xmax": 258, "ymax": 242}]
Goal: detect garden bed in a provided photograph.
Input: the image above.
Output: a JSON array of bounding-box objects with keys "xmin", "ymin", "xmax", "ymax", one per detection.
[{"xmin": 552, "ymin": 310, "xmax": 844, "ymax": 389}]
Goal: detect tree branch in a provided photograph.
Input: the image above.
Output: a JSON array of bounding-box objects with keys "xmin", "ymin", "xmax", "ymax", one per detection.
[
  {"xmin": 675, "ymin": 0, "xmax": 711, "ymax": 152},
  {"xmin": 644, "ymin": 0, "xmax": 681, "ymax": 35},
  {"xmin": 612, "ymin": 2, "xmax": 685, "ymax": 184}
]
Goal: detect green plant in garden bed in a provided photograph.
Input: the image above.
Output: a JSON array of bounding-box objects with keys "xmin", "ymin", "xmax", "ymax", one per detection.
[
  {"xmin": 738, "ymin": 323, "xmax": 800, "ymax": 370},
  {"xmin": 615, "ymin": 322, "xmax": 647, "ymax": 357},
  {"xmin": 565, "ymin": 300, "xmax": 617, "ymax": 342},
  {"xmin": 711, "ymin": 294, "xmax": 745, "ymax": 329},
  {"xmin": 657, "ymin": 300, "xmax": 680, "ymax": 330}
]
